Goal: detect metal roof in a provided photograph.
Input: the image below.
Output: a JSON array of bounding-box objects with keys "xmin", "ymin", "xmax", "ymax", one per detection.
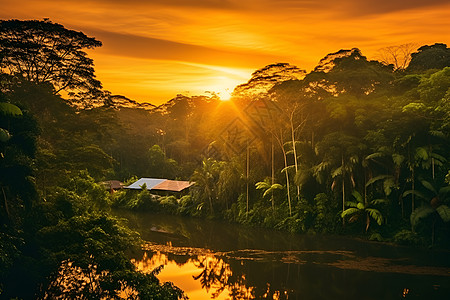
[
  {"xmin": 125, "ymin": 178, "xmax": 192, "ymax": 192},
  {"xmin": 125, "ymin": 178, "xmax": 167, "ymax": 190},
  {"xmin": 101, "ymin": 180, "xmax": 124, "ymax": 190},
  {"xmin": 152, "ymin": 180, "xmax": 193, "ymax": 192}
]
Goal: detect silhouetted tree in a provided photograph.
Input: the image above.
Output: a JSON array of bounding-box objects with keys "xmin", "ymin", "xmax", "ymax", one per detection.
[
  {"xmin": 407, "ymin": 43, "xmax": 450, "ymax": 72},
  {"xmin": 0, "ymin": 19, "xmax": 102, "ymax": 102}
]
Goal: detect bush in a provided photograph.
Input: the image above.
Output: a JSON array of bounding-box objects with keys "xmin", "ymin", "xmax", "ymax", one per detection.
[
  {"xmin": 393, "ymin": 229, "xmax": 424, "ymax": 246},
  {"xmin": 160, "ymin": 196, "xmax": 178, "ymax": 214}
]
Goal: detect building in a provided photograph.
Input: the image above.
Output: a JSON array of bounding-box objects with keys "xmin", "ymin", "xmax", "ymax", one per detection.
[{"xmin": 125, "ymin": 178, "xmax": 193, "ymax": 192}]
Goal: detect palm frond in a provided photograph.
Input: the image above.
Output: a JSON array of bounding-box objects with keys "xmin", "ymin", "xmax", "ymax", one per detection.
[
  {"xmin": 403, "ymin": 190, "xmax": 427, "ymax": 201},
  {"xmin": 371, "ymin": 198, "xmax": 388, "ymax": 206},
  {"xmin": 414, "ymin": 147, "xmax": 429, "ymax": 161},
  {"xmin": 410, "ymin": 206, "xmax": 435, "ymax": 228},
  {"xmin": 366, "ymin": 208, "xmax": 383, "ymax": 225},
  {"xmin": 392, "ymin": 154, "xmax": 405, "ymax": 166},
  {"xmin": 341, "ymin": 207, "xmax": 359, "ymax": 219},
  {"xmin": 351, "ymin": 190, "xmax": 363, "ymax": 202},
  {"xmin": 0, "ymin": 102, "xmax": 23, "ymax": 116},
  {"xmin": 365, "ymin": 175, "xmax": 392, "ymax": 188},
  {"xmin": 436, "ymin": 205, "xmax": 450, "ymax": 222},
  {"xmin": 345, "ymin": 201, "xmax": 358, "ymax": 208},
  {"xmin": 420, "ymin": 180, "xmax": 437, "ymax": 195}
]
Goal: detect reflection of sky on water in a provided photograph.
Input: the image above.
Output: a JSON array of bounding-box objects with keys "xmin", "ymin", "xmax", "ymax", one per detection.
[
  {"xmin": 132, "ymin": 243, "xmax": 450, "ymax": 300},
  {"xmin": 116, "ymin": 211, "xmax": 450, "ymax": 299},
  {"xmin": 133, "ymin": 252, "xmax": 252, "ymax": 300}
]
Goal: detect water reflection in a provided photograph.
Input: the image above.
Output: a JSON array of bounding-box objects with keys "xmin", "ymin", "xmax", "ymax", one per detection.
[
  {"xmin": 116, "ymin": 211, "xmax": 450, "ymax": 299},
  {"xmin": 134, "ymin": 251, "xmax": 277, "ymax": 299}
]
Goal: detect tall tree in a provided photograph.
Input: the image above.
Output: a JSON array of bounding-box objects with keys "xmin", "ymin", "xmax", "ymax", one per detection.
[
  {"xmin": 407, "ymin": 43, "xmax": 450, "ymax": 72},
  {"xmin": 0, "ymin": 19, "xmax": 102, "ymax": 101}
]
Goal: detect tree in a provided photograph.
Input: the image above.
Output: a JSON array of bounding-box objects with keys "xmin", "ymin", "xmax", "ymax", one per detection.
[
  {"xmin": 315, "ymin": 132, "xmax": 363, "ymax": 219},
  {"xmin": 232, "ymin": 63, "xmax": 306, "ymax": 98},
  {"xmin": 191, "ymin": 158, "xmax": 223, "ymax": 214},
  {"xmin": 255, "ymin": 177, "xmax": 284, "ymax": 211},
  {"xmin": 376, "ymin": 43, "xmax": 418, "ymax": 70},
  {"xmin": 0, "ymin": 19, "xmax": 102, "ymax": 100},
  {"xmin": 341, "ymin": 191, "xmax": 386, "ymax": 233},
  {"xmin": 407, "ymin": 43, "xmax": 450, "ymax": 72},
  {"xmin": 308, "ymin": 48, "xmax": 394, "ymax": 97},
  {"xmin": 406, "ymin": 179, "xmax": 450, "ymax": 245}
]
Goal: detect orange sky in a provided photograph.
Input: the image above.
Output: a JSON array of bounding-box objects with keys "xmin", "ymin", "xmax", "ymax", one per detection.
[{"xmin": 1, "ymin": 0, "xmax": 450, "ymax": 105}]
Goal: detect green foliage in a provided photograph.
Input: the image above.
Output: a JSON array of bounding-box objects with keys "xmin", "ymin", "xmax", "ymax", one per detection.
[
  {"xmin": 393, "ymin": 230, "xmax": 424, "ymax": 246},
  {"xmin": 341, "ymin": 191, "xmax": 387, "ymax": 233}
]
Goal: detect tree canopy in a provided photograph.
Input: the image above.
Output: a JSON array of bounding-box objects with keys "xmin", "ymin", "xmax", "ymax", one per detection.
[{"xmin": 0, "ymin": 19, "xmax": 102, "ymax": 100}]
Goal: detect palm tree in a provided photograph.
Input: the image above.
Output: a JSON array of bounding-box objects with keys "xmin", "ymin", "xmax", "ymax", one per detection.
[
  {"xmin": 315, "ymin": 132, "xmax": 362, "ymax": 221},
  {"xmin": 341, "ymin": 191, "xmax": 387, "ymax": 232},
  {"xmin": 255, "ymin": 177, "xmax": 284, "ymax": 211},
  {"xmin": 405, "ymin": 179, "xmax": 450, "ymax": 245},
  {"xmin": 191, "ymin": 158, "xmax": 222, "ymax": 214}
]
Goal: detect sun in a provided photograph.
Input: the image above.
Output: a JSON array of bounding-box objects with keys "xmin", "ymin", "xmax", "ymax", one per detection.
[{"xmin": 218, "ymin": 88, "xmax": 233, "ymax": 101}]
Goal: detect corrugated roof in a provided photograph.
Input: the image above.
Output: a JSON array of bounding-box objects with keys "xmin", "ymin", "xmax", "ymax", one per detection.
[
  {"xmin": 126, "ymin": 178, "xmax": 166, "ymax": 190},
  {"xmin": 125, "ymin": 178, "xmax": 193, "ymax": 192},
  {"xmin": 152, "ymin": 180, "xmax": 193, "ymax": 192}
]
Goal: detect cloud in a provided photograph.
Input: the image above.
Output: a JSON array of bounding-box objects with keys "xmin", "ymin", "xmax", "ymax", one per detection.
[{"xmin": 86, "ymin": 29, "xmax": 285, "ymax": 69}]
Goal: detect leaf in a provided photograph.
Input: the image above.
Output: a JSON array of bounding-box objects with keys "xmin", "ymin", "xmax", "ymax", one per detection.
[
  {"xmin": 410, "ymin": 206, "xmax": 434, "ymax": 228},
  {"xmin": 0, "ymin": 128, "xmax": 11, "ymax": 142},
  {"xmin": 392, "ymin": 154, "xmax": 405, "ymax": 166},
  {"xmin": 281, "ymin": 165, "xmax": 296, "ymax": 174},
  {"xmin": 402, "ymin": 190, "xmax": 428, "ymax": 200},
  {"xmin": 431, "ymin": 153, "xmax": 446, "ymax": 164},
  {"xmin": 341, "ymin": 208, "xmax": 359, "ymax": 219},
  {"xmin": 366, "ymin": 208, "xmax": 383, "ymax": 225},
  {"xmin": 262, "ymin": 184, "xmax": 284, "ymax": 198},
  {"xmin": 351, "ymin": 190, "xmax": 363, "ymax": 202},
  {"xmin": 0, "ymin": 102, "xmax": 22, "ymax": 116},
  {"xmin": 331, "ymin": 166, "xmax": 343, "ymax": 178},
  {"xmin": 420, "ymin": 180, "xmax": 437, "ymax": 195},
  {"xmin": 436, "ymin": 205, "xmax": 450, "ymax": 222},
  {"xmin": 357, "ymin": 202, "xmax": 365, "ymax": 210},
  {"xmin": 414, "ymin": 147, "xmax": 429, "ymax": 161},
  {"xmin": 345, "ymin": 201, "xmax": 358, "ymax": 208},
  {"xmin": 255, "ymin": 181, "xmax": 270, "ymax": 190},
  {"xmin": 438, "ymin": 186, "xmax": 450, "ymax": 197},
  {"xmin": 364, "ymin": 152, "xmax": 385, "ymax": 161},
  {"xmin": 371, "ymin": 198, "xmax": 388, "ymax": 206},
  {"xmin": 365, "ymin": 175, "xmax": 392, "ymax": 188},
  {"xmin": 384, "ymin": 177, "xmax": 396, "ymax": 196}
]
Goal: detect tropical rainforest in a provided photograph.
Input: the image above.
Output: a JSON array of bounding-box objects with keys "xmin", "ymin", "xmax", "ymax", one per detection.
[{"xmin": 1, "ymin": 19, "xmax": 450, "ymax": 299}]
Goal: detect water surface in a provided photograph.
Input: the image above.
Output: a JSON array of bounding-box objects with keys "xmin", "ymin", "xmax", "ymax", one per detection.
[{"xmin": 116, "ymin": 210, "xmax": 450, "ymax": 299}]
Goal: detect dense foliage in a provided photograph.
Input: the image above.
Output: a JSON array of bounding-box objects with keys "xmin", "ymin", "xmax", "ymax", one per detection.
[{"xmin": 1, "ymin": 18, "xmax": 450, "ymax": 298}]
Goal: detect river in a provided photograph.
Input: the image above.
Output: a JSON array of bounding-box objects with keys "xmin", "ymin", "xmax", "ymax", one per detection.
[{"xmin": 115, "ymin": 210, "xmax": 450, "ymax": 299}]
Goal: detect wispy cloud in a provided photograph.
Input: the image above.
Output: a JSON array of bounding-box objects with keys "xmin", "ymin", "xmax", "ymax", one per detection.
[{"xmin": 1, "ymin": 0, "xmax": 449, "ymax": 104}]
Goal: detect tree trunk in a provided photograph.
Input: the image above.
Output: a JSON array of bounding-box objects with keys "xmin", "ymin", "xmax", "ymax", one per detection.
[
  {"xmin": 246, "ymin": 140, "xmax": 250, "ymax": 216},
  {"xmin": 342, "ymin": 155, "xmax": 345, "ymax": 225},
  {"xmin": 2, "ymin": 187, "xmax": 10, "ymax": 220},
  {"xmin": 271, "ymin": 140, "xmax": 274, "ymax": 212},
  {"xmin": 282, "ymin": 146, "xmax": 292, "ymax": 217},
  {"xmin": 365, "ymin": 212, "xmax": 370, "ymax": 233},
  {"xmin": 290, "ymin": 117, "xmax": 301, "ymax": 204}
]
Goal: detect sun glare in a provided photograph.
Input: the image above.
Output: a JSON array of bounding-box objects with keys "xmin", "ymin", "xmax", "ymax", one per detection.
[{"xmin": 218, "ymin": 88, "xmax": 232, "ymax": 101}]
